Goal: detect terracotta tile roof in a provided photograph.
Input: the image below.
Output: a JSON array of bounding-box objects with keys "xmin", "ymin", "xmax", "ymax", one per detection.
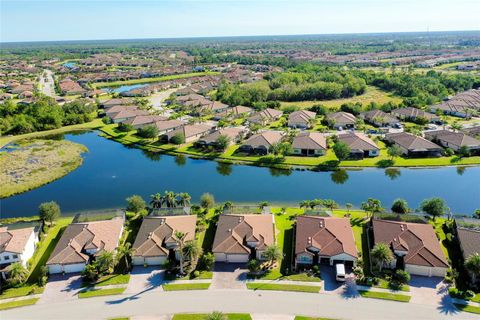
[
  {"xmin": 391, "ymin": 107, "xmax": 438, "ymax": 120},
  {"xmin": 212, "ymin": 214, "xmax": 275, "ymax": 255},
  {"xmin": 372, "ymin": 219, "xmax": 448, "ymax": 268},
  {"xmin": 292, "ymin": 132, "xmax": 327, "ymax": 150},
  {"xmin": 326, "ymin": 112, "xmax": 357, "ymax": 125},
  {"xmin": 154, "ymin": 119, "xmax": 186, "ymax": 132},
  {"xmin": 424, "ymin": 130, "xmax": 480, "ymax": 148},
  {"xmin": 0, "ymin": 227, "xmax": 35, "ymax": 254},
  {"xmin": 295, "ymin": 216, "xmax": 358, "ymax": 258},
  {"xmin": 338, "ymin": 132, "xmax": 379, "ymax": 151},
  {"xmin": 360, "ymin": 110, "xmax": 399, "ymax": 124},
  {"xmin": 457, "ymin": 228, "xmax": 480, "ymax": 259},
  {"xmin": 242, "ymin": 131, "xmax": 283, "ymax": 148},
  {"xmin": 47, "ymin": 218, "xmax": 123, "ymax": 266},
  {"xmin": 110, "ymin": 109, "xmax": 149, "ymax": 120},
  {"xmin": 123, "ymin": 115, "xmax": 167, "ymax": 126},
  {"xmin": 288, "ymin": 110, "xmax": 316, "ymax": 126},
  {"xmin": 248, "ymin": 108, "xmax": 283, "ymax": 123},
  {"xmin": 166, "ymin": 123, "xmax": 213, "ymax": 139},
  {"xmin": 132, "ymin": 215, "xmax": 197, "ymax": 258},
  {"xmin": 385, "ymin": 132, "xmax": 443, "ymax": 151}
]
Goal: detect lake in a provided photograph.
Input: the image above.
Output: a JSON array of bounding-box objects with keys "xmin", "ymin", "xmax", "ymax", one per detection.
[{"xmin": 1, "ymin": 131, "xmax": 479, "ymax": 218}]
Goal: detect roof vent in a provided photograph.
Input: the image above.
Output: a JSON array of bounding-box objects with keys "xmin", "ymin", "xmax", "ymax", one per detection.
[
  {"xmin": 228, "ymin": 229, "xmax": 232, "ymax": 233},
  {"xmin": 148, "ymin": 232, "xmax": 152, "ymax": 239},
  {"xmin": 160, "ymin": 219, "xmax": 165, "ymax": 225}
]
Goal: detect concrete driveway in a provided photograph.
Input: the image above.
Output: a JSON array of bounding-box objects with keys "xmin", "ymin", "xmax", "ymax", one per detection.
[
  {"xmin": 409, "ymin": 276, "xmax": 448, "ymax": 306},
  {"xmin": 211, "ymin": 263, "xmax": 247, "ymax": 289},
  {"xmin": 321, "ymin": 265, "xmax": 358, "ymax": 298},
  {"xmin": 125, "ymin": 266, "xmax": 165, "ymax": 295},
  {"xmin": 37, "ymin": 273, "xmax": 83, "ymax": 304}
]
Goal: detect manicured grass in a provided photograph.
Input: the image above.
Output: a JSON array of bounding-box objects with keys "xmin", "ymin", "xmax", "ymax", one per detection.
[
  {"xmin": 0, "ymin": 298, "xmax": 40, "ymax": 310},
  {"xmin": 374, "ymin": 279, "xmax": 410, "ymax": 292},
  {"xmin": 85, "ymin": 274, "xmax": 130, "ymax": 287},
  {"xmin": 162, "ymin": 283, "xmax": 211, "ymax": 291},
  {"xmin": 358, "ymin": 290, "xmax": 411, "ymax": 302},
  {"xmin": 164, "ymin": 271, "xmax": 213, "ymax": 281},
  {"xmin": 282, "ymin": 273, "xmax": 321, "ymax": 282},
  {"xmin": 454, "ymin": 303, "xmax": 480, "ymax": 314},
  {"xmin": 295, "ymin": 317, "xmax": 338, "ymax": 320},
  {"xmin": 471, "ymin": 293, "xmax": 480, "ymax": 303},
  {"xmin": 92, "ymin": 72, "xmax": 219, "ymax": 88},
  {"xmin": 172, "ymin": 314, "xmax": 252, "ymax": 320},
  {"xmin": 78, "ymin": 287, "xmax": 126, "ymax": 298},
  {"xmin": 0, "ymin": 285, "xmax": 44, "ymax": 300},
  {"xmin": 27, "ymin": 217, "xmax": 73, "ymax": 283},
  {"xmin": 246, "ymin": 283, "xmax": 321, "ymax": 293},
  {"xmin": 0, "ymin": 118, "xmax": 103, "ymax": 148}
]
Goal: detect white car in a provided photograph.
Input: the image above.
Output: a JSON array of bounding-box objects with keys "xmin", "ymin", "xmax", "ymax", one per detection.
[{"xmin": 335, "ymin": 263, "xmax": 346, "ymax": 282}]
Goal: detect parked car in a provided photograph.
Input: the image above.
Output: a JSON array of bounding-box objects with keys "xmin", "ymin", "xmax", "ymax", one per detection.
[{"xmin": 335, "ymin": 263, "xmax": 346, "ymax": 282}]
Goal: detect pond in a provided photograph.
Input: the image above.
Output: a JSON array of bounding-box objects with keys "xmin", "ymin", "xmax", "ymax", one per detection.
[
  {"xmin": 105, "ymin": 84, "xmax": 148, "ymax": 94},
  {"xmin": 1, "ymin": 131, "xmax": 479, "ymax": 218}
]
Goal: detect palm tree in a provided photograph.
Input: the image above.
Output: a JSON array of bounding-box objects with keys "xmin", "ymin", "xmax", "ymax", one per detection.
[
  {"xmin": 177, "ymin": 192, "xmax": 191, "ymax": 207},
  {"xmin": 323, "ymin": 199, "xmax": 339, "ymax": 211},
  {"xmin": 96, "ymin": 251, "xmax": 115, "ymax": 275},
  {"xmin": 204, "ymin": 311, "xmax": 227, "ymax": 320},
  {"xmin": 345, "ymin": 203, "xmax": 353, "ymax": 214},
  {"xmin": 263, "ymin": 245, "xmax": 282, "ymax": 267},
  {"xmin": 299, "ymin": 200, "xmax": 311, "ymax": 210},
  {"xmin": 116, "ymin": 242, "xmax": 134, "ymax": 272},
  {"xmin": 174, "ymin": 231, "xmax": 188, "ymax": 275},
  {"xmin": 361, "ymin": 198, "xmax": 382, "ymax": 218},
  {"xmin": 183, "ymin": 240, "xmax": 201, "ymax": 263},
  {"xmin": 163, "ymin": 190, "xmax": 177, "ymax": 208},
  {"xmin": 259, "ymin": 201, "xmax": 269, "ymax": 210},
  {"xmin": 6, "ymin": 262, "xmax": 29, "ymax": 287},
  {"xmin": 465, "ymin": 253, "xmax": 480, "ymax": 283},
  {"xmin": 371, "ymin": 243, "xmax": 394, "ymax": 272},
  {"xmin": 150, "ymin": 193, "xmax": 163, "ymax": 209},
  {"xmin": 223, "ymin": 201, "xmax": 233, "ymax": 211}
]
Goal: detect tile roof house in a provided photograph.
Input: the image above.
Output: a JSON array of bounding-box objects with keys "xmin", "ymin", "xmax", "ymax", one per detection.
[
  {"xmin": 239, "ymin": 131, "xmax": 283, "ymax": 155},
  {"xmin": 288, "ymin": 110, "xmax": 317, "ymax": 129},
  {"xmin": 213, "ymin": 105, "xmax": 254, "ymax": 120},
  {"xmin": 456, "ymin": 227, "xmax": 480, "ymax": 262},
  {"xmin": 123, "ymin": 115, "xmax": 167, "ymax": 129},
  {"xmin": 360, "ymin": 110, "xmax": 400, "ymax": 127},
  {"xmin": 101, "ymin": 98, "xmax": 134, "ymax": 109},
  {"xmin": 212, "ymin": 213, "xmax": 275, "ymax": 263},
  {"xmin": 0, "ymin": 227, "xmax": 38, "ymax": 277},
  {"xmin": 110, "ymin": 109, "xmax": 150, "ymax": 123},
  {"xmin": 391, "ymin": 107, "xmax": 440, "ymax": 123},
  {"xmin": 46, "ymin": 218, "xmax": 124, "ymax": 274},
  {"xmin": 326, "ymin": 112, "xmax": 357, "ymax": 129},
  {"xmin": 295, "ymin": 216, "xmax": 358, "ymax": 268},
  {"xmin": 196, "ymin": 127, "xmax": 245, "ymax": 148},
  {"xmin": 385, "ymin": 132, "xmax": 443, "ymax": 157},
  {"xmin": 424, "ymin": 130, "xmax": 480, "ymax": 154},
  {"xmin": 337, "ymin": 132, "xmax": 380, "ymax": 159},
  {"xmin": 164, "ymin": 123, "xmax": 214, "ymax": 143},
  {"xmin": 430, "ymin": 89, "xmax": 480, "ymax": 118},
  {"xmin": 59, "ymin": 79, "xmax": 86, "ymax": 95},
  {"xmin": 372, "ymin": 219, "xmax": 449, "ymax": 277},
  {"xmin": 248, "ymin": 108, "xmax": 283, "ymax": 126},
  {"xmin": 292, "ymin": 132, "xmax": 327, "ymax": 156},
  {"xmin": 154, "ymin": 119, "xmax": 186, "ymax": 135},
  {"xmin": 132, "ymin": 215, "xmax": 197, "ymax": 266}
]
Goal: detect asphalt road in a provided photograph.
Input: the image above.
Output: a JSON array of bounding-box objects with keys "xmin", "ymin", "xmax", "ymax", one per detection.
[{"xmin": 1, "ymin": 289, "xmax": 476, "ymax": 320}]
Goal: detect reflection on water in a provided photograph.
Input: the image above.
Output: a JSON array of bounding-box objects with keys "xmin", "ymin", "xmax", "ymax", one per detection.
[
  {"xmin": 216, "ymin": 162, "xmax": 233, "ymax": 176},
  {"xmin": 331, "ymin": 169, "xmax": 349, "ymax": 184},
  {"xmin": 384, "ymin": 168, "xmax": 401, "ymax": 180}
]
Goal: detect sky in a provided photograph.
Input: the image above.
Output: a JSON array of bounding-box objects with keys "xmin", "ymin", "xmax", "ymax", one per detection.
[{"xmin": 1, "ymin": 0, "xmax": 479, "ymax": 42}]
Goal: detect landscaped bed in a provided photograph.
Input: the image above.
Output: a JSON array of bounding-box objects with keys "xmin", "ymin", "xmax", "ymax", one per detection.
[
  {"xmin": 162, "ymin": 283, "xmax": 211, "ymax": 291},
  {"xmin": 172, "ymin": 314, "xmax": 252, "ymax": 320},
  {"xmin": 0, "ymin": 298, "xmax": 40, "ymax": 310},
  {"xmin": 358, "ymin": 290, "xmax": 411, "ymax": 302},
  {"xmin": 246, "ymin": 283, "xmax": 321, "ymax": 293},
  {"xmin": 78, "ymin": 288, "xmax": 126, "ymax": 299}
]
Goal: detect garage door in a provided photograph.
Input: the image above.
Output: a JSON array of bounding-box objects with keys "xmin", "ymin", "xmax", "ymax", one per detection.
[
  {"xmin": 406, "ymin": 265, "xmax": 431, "ymax": 277},
  {"xmin": 64, "ymin": 263, "xmax": 85, "ymax": 273},
  {"xmin": 145, "ymin": 257, "xmax": 165, "ymax": 266},
  {"xmin": 226, "ymin": 254, "xmax": 249, "ymax": 263},
  {"xmin": 48, "ymin": 264, "xmax": 63, "ymax": 274}
]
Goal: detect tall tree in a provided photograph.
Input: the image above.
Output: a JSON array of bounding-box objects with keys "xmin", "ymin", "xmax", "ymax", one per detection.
[
  {"xmin": 38, "ymin": 201, "xmax": 61, "ymax": 225},
  {"xmin": 184, "ymin": 240, "xmax": 201, "ymax": 264},
  {"xmin": 371, "ymin": 243, "xmax": 394, "ymax": 272},
  {"xmin": 6, "ymin": 262, "xmax": 29, "ymax": 287},
  {"xmin": 465, "ymin": 253, "xmax": 480, "ymax": 284},
  {"xmin": 150, "ymin": 193, "xmax": 163, "ymax": 209},
  {"xmin": 263, "ymin": 245, "xmax": 282, "ymax": 267},
  {"xmin": 420, "ymin": 197, "xmax": 447, "ymax": 221},
  {"xmin": 116, "ymin": 242, "xmax": 134, "ymax": 272},
  {"xmin": 391, "ymin": 199, "xmax": 409, "ymax": 214},
  {"xmin": 174, "ymin": 231, "xmax": 188, "ymax": 275},
  {"xmin": 126, "ymin": 195, "xmax": 146, "ymax": 213},
  {"xmin": 96, "ymin": 251, "xmax": 115, "ymax": 275},
  {"xmin": 333, "ymin": 141, "xmax": 351, "ymax": 162},
  {"xmin": 361, "ymin": 198, "xmax": 382, "ymax": 218},
  {"xmin": 177, "ymin": 192, "xmax": 192, "ymax": 207},
  {"xmin": 163, "ymin": 190, "xmax": 177, "ymax": 208}
]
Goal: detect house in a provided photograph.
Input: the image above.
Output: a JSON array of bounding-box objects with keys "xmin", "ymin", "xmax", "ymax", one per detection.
[
  {"xmin": 360, "ymin": 110, "xmax": 400, "ymax": 127},
  {"xmin": 59, "ymin": 79, "xmax": 86, "ymax": 95},
  {"xmin": 391, "ymin": 107, "xmax": 440, "ymax": 123},
  {"xmin": 292, "ymin": 132, "xmax": 327, "ymax": 156},
  {"xmin": 288, "ymin": 110, "xmax": 316, "ymax": 129},
  {"xmin": 239, "ymin": 131, "xmax": 283, "ymax": 155},
  {"xmin": 46, "ymin": 218, "xmax": 124, "ymax": 274},
  {"xmin": 154, "ymin": 119, "xmax": 186, "ymax": 135},
  {"xmin": 326, "ymin": 112, "xmax": 357, "ymax": 129},
  {"xmin": 462, "ymin": 126, "xmax": 480, "ymax": 138},
  {"xmin": 101, "ymin": 98, "xmax": 133, "ymax": 109},
  {"xmin": 109, "ymin": 109, "xmax": 150, "ymax": 123},
  {"xmin": 122, "ymin": 115, "xmax": 167, "ymax": 129},
  {"xmin": 198, "ymin": 101, "xmax": 230, "ymax": 114},
  {"xmin": 132, "ymin": 215, "xmax": 197, "ymax": 266},
  {"xmin": 163, "ymin": 123, "xmax": 213, "ymax": 143},
  {"xmin": 294, "ymin": 216, "xmax": 358, "ymax": 268},
  {"xmin": 248, "ymin": 108, "xmax": 283, "ymax": 126},
  {"xmin": 430, "ymin": 102, "xmax": 473, "ymax": 119},
  {"xmin": 196, "ymin": 127, "xmax": 245, "ymax": 148},
  {"xmin": 385, "ymin": 132, "xmax": 443, "ymax": 157},
  {"xmin": 337, "ymin": 132, "xmax": 380, "ymax": 159},
  {"xmin": 0, "ymin": 227, "xmax": 38, "ymax": 279},
  {"xmin": 456, "ymin": 225, "xmax": 480, "ymax": 263},
  {"xmin": 372, "ymin": 219, "xmax": 449, "ymax": 277},
  {"xmin": 424, "ymin": 130, "xmax": 480, "ymax": 154},
  {"xmin": 212, "ymin": 213, "xmax": 275, "ymax": 263},
  {"xmin": 213, "ymin": 105, "xmax": 254, "ymax": 120}
]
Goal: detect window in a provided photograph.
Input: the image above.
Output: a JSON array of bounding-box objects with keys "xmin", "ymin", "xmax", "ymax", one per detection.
[
  {"xmin": 4, "ymin": 256, "xmax": 9, "ymax": 261},
  {"xmin": 12, "ymin": 254, "xmax": 18, "ymax": 259}
]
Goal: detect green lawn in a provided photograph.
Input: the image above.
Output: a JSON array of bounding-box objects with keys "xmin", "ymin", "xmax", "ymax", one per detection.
[
  {"xmin": 0, "ymin": 285, "xmax": 44, "ymax": 300},
  {"xmin": 281, "ymin": 273, "xmax": 321, "ymax": 282},
  {"xmin": 295, "ymin": 317, "xmax": 338, "ymax": 320},
  {"xmin": 162, "ymin": 283, "xmax": 211, "ymax": 291},
  {"xmin": 246, "ymin": 283, "xmax": 321, "ymax": 293},
  {"xmin": 373, "ymin": 279, "xmax": 410, "ymax": 292},
  {"xmin": 92, "ymin": 72, "xmax": 220, "ymax": 88},
  {"xmin": 172, "ymin": 314, "xmax": 252, "ymax": 320},
  {"xmin": 0, "ymin": 298, "xmax": 40, "ymax": 310},
  {"xmin": 27, "ymin": 217, "xmax": 73, "ymax": 283},
  {"xmin": 164, "ymin": 271, "xmax": 213, "ymax": 281},
  {"xmin": 454, "ymin": 303, "xmax": 480, "ymax": 314},
  {"xmin": 358, "ymin": 290, "xmax": 411, "ymax": 302},
  {"xmin": 78, "ymin": 288, "xmax": 126, "ymax": 299},
  {"xmin": 83, "ymin": 274, "xmax": 130, "ymax": 287},
  {"xmin": 471, "ymin": 293, "xmax": 480, "ymax": 303}
]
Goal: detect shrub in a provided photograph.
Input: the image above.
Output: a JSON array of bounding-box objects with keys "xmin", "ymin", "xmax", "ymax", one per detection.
[
  {"xmin": 137, "ymin": 125, "xmax": 158, "ymax": 139},
  {"xmin": 193, "ymin": 270, "xmax": 200, "ymax": 278},
  {"xmin": 170, "ymin": 133, "xmax": 185, "ymax": 145},
  {"xmin": 117, "ymin": 123, "xmax": 134, "ymax": 132},
  {"xmin": 200, "ymin": 253, "xmax": 215, "ymax": 271},
  {"xmin": 200, "ymin": 193, "xmax": 215, "ymax": 210},
  {"xmin": 126, "ymin": 195, "xmax": 146, "ymax": 213},
  {"xmin": 445, "ymin": 148, "xmax": 455, "ymax": 156},
  {"xmin": 247, "ymin": 259, "xmax": 260, "ymax": 273}
]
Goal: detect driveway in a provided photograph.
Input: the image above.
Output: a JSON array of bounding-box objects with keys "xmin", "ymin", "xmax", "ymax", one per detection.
[
  {"xmin": 37, "ymin": 273, "xmax": 83, "ymax": 304},
  {"xmin": 409, "ymin": 276, "xmax": 448, "ymax": 306},
  {"xmin": 321, "ymin": 265, "xmax": 358, "ymax": 298},
  {"xmin": 125, "ymin": 266, "xmax": 165, "ymax": 295},
  {"xmin": 211, "ymin": 263, "xmax": 247, "ymax": 289}
]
